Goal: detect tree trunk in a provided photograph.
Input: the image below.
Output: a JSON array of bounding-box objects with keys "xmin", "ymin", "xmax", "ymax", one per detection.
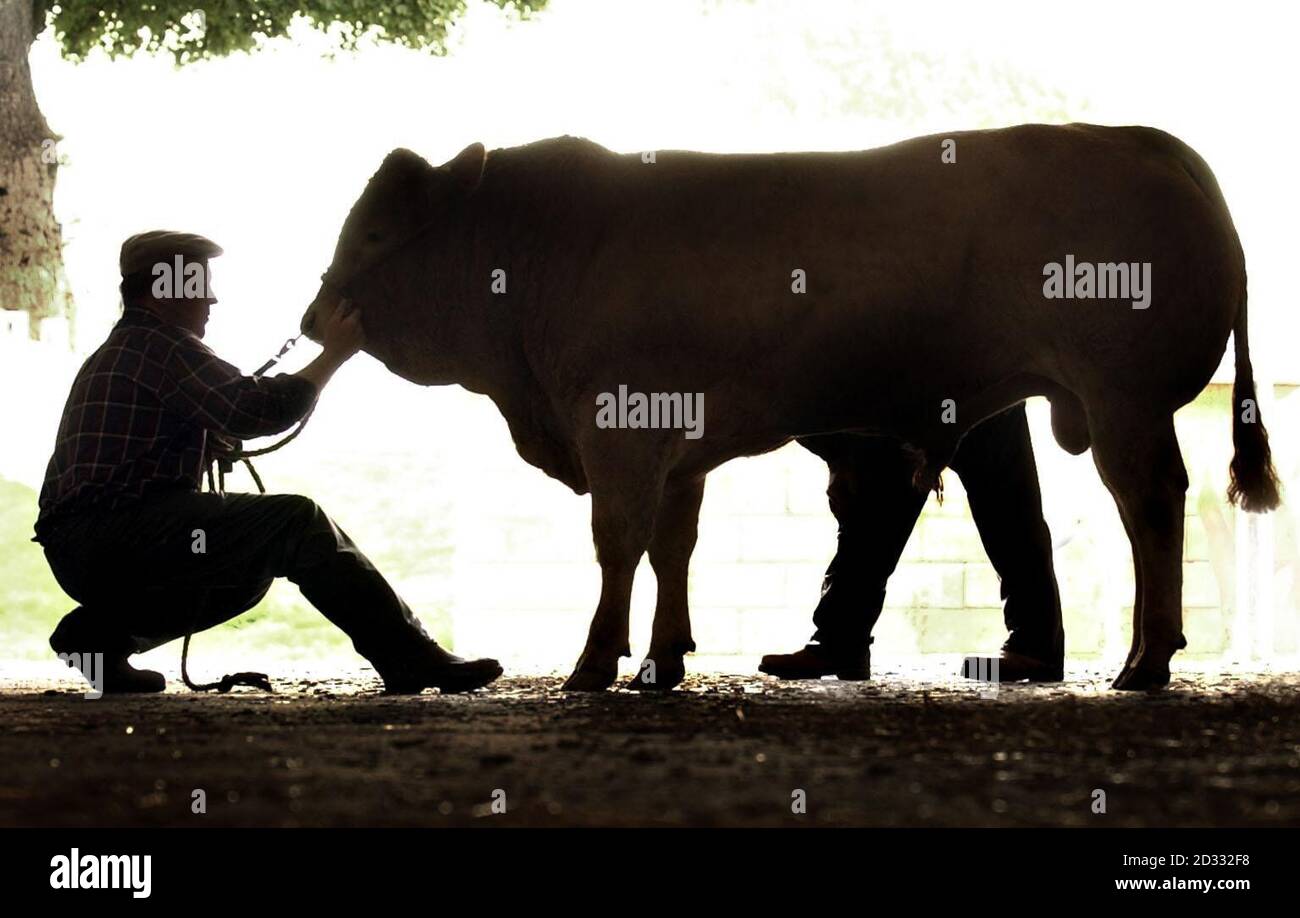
[{"xmin": 0, "ymin": 0, "xmax": 70, "ymax": 337}]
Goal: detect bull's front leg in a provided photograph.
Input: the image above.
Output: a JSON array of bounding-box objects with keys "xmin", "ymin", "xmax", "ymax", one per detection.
[
  {"xmin": 628, "ymin": 477, "xmax": 706, "ymax": 692},
  {"xmin": 563, "ymin": 451, "xmax": 666, "ymax": 692}
]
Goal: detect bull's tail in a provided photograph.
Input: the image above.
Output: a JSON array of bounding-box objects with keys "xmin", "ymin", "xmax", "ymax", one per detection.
[{"xmin": 1227, "ymin": 287, "xmax": 1282, "ymax": 512}]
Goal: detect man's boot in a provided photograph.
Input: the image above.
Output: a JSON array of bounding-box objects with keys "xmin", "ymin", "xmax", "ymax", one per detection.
[
  {"xmin": 377, "ymin": 642, "xmax": 504, "ymax": 694},
  {"xmin": 961, "ymin": 632, "xmax": 1065, "ymax": 683},
  {"xmin": 759, "ymin": 638, "xmax": 872, "ymax": 681},
  {"xmin": 50, "ymin": 608, "xmax": 166, "ymax": 694}
]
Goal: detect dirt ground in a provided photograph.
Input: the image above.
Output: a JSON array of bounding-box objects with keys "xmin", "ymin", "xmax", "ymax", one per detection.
[{"xmin": 2, "ymin": 659, "xmax": 1298, "ymax": 827}]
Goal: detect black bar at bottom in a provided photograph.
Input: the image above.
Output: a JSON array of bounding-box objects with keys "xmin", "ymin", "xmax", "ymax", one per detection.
[{"xmin": 8, "ymin": 827, "xmax": 1286, "ymax": 902}]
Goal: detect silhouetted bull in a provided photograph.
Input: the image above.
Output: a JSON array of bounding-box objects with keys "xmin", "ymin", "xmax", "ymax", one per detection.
[{"xmin": 301, "ymin": 124, "xmax": 1280, "ymax": 692}]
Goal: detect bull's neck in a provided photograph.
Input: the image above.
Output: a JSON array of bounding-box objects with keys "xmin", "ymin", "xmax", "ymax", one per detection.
[
  {"xmin": 369, "ymin": 137, "xmax": 606, "ymax": 489},
  {"xmin": 447, "ymin": 144, "xmax": 600, "ymax": 400}
]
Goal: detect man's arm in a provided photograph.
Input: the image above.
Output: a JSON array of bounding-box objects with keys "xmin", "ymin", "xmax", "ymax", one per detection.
[{"xmin": 158, "ymin": 302, "xmax": 364, "ymax": 440}]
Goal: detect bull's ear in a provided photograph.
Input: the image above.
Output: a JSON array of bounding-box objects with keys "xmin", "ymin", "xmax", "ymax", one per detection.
[
  {"xmin": 445, "ymin": 142, "xmax": 486, "ymax": 193},
  {"xmin": 382, "ymin": 148, "xmax": 434, "ymax": 178}
]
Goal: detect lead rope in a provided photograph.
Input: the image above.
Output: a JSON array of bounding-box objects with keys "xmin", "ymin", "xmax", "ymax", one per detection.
[{"xmin": 183, "ymin": 334, "xmax": 313, "ymax": 693}]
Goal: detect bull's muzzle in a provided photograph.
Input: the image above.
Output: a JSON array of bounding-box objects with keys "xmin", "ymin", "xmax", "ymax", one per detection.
[{"xmin": 299, "ymin": 308, "xmax": 318, "ymax": 340}]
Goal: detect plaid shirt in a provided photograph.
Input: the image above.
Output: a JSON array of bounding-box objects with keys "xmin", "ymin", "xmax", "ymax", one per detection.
[{"xmin": 33, "ymin": 306, "xmax": 317, "ymax": 541}]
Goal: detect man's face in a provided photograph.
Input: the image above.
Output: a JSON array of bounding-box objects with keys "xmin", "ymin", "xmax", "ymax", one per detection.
[{"xmin": 154, "ymin": 258, "xmax": 217, "ymax": 338}]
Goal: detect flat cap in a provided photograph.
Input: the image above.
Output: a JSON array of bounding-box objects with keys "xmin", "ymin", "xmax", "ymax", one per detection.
[{"xmin": 120, "ymin": 230, "xmax": 223, "ymax": 278}]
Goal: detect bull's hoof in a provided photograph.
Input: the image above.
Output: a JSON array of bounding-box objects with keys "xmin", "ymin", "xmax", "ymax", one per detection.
[
  {"xmin": 562, "ymin": 661, "xmax": 618, "ymax": 692},
  {"xmin": 625, "ymin": 656, "xmax": 685, "ymax": 692},
  {"xmin": 1111, "ymin": 663, "xmax": 1171, "ymax": 691}
]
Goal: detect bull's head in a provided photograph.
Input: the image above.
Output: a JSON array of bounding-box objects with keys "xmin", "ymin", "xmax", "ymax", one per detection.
[{"xmin": 300, "ymin": 143, "xmax": 487, "ymax": 374}]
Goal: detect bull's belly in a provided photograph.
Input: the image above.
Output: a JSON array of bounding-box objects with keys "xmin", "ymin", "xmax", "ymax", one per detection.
[{"xmin": 659, "ymin": 370, "xmax": 1024, "ymax": 480}]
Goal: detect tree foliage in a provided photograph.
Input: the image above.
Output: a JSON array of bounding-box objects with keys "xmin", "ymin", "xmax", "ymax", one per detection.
[{"xmin": 34, "ymin": 0, "xmax": 547, "ymax": 63}]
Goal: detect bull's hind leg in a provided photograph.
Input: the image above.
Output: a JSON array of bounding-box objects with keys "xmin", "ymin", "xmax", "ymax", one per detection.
[
  {"xmin": 1114, "ymin": 505, "xmax": 1146, "ymax": 671},
  {"xmin": 1090, "ymin": 413, "xmax": 1188, "ymax": 690},
  {"xmin": 1050, "ymin": 384, "xmax": 1147, "ymax": 665},
  {"xmin": 563, "ymin": 439, "xmax": 668, "ymax": 692},
  {"xmin": 628, "ymin": 477, "xmax": 706, "ymax": 692}
]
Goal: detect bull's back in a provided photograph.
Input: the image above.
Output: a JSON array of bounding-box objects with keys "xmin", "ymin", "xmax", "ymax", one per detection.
[{"xmin": 551, "ymin": 126, "xmax": 1242, "ymax": 438}]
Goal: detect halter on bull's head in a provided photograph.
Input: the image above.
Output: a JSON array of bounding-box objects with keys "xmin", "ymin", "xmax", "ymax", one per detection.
[{"xmin": 300, "ymin": 143, "xmax": 487, "ymax": 367}]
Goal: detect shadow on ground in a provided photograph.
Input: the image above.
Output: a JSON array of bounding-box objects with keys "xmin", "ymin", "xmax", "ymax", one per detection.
[{"xmin": 2, "ymin": 662, "xmax": 1297, "ymax": 827}]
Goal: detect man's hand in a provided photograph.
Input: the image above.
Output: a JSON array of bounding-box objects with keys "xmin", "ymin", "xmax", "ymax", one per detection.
[
  {"xmin": 206, "ymin": 432, "xmax": 243, "ymax": 476},
  {"xmin": 291, "ymin": 298, "xmax": 365, "ymax": 395},
  {"xmin": 208, "ymin": 432, "xmax": 243, "ymax": 457},
  {"xmin": 318, "ymin": 298, "xmax": 365, "ymax": 360}
]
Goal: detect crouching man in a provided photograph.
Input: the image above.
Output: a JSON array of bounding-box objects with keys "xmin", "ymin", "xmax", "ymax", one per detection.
[{"xmin": 32, "ymin": 230, "xmax": 502, "ymax": 694}]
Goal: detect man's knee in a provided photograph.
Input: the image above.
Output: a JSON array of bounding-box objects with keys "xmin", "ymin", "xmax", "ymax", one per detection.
[
  {"xmin": 268, "ymin": 493, "xmax": 352, "ymax": 569},
  {"xmin": 264, "ymin": 493, "xmax": 329, "ymax": 530},
  {"xmin": 278, "ymin": 493, "xmax": 320, "ymax": 515}
]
